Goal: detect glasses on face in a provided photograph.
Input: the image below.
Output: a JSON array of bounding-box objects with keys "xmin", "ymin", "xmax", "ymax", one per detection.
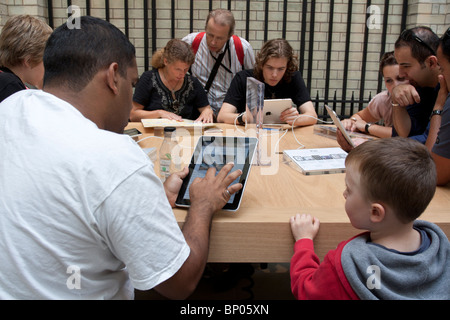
[{"xmin": 400, "ymin": 29, "xmax": 437, "ymax": 56}]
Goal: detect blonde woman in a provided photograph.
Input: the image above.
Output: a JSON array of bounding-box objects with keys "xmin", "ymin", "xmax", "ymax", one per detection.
[
  {"xmin": 0, "ymin": 15, "xmax": 52, "ymax": 101},
  {"xmin": 130, "ymin": 39, "xmax": 214, "ymax": 123}
]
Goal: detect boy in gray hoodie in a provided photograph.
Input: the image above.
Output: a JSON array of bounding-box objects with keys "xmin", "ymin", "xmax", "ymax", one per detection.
[{"xmin": 290, "ymin": 137, "xmax": 450, "ymax": 299}]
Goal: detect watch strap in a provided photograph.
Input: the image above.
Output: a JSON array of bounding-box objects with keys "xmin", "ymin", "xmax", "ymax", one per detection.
[{"xmin": 430, "ymin": 109, "xmax": 443, "ymax": 119}]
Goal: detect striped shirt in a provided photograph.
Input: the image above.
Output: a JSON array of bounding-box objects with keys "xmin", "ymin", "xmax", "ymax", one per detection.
[{"xmin": 182, "ymin": 32, "xmax": 255, "ymax": 115}]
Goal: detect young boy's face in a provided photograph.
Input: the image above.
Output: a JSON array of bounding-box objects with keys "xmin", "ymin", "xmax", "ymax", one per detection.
[{"xmin": 343, "ymin": 163, "xmax": 373, "ymax": 230}]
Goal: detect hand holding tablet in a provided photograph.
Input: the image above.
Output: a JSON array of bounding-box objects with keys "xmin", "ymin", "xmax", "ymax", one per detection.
[
  {"xmin": 263, "ymin": 98, "xmax": 293, "ymax": 124},
  {"xmin": 324, "ymin": 105, "xmax": 355, "ymax": 148},
  {"xmin": 176, "ymin": 136, "xmax": 258, "ymax": 211}
]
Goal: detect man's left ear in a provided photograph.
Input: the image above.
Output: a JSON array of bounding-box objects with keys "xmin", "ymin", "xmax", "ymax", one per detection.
[
  {"xmin": 428, "ymin": 55, "xmax": 439, "ymax": 69},
  {"xmin": 370, "ymin": 203, "xmax": 385, "ymax": 223},
  {"xmin": 106, "ymin": 62, "xmax": 120, "ymax": 95}
]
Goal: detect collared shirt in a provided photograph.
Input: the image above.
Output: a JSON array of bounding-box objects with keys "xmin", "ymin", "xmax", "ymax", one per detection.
[{"xmin": 182, "ymin": 32, "xmax": 255, "ymax": 115}]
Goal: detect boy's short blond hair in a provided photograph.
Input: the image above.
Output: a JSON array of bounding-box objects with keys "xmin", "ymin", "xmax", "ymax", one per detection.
[
  {"xmin": 0, "ymin": 15, "xmax": 52, "ymax": 68},
  {"xmin": 345, "ymin": 137, "xmax": 436, "ymax": 223}
]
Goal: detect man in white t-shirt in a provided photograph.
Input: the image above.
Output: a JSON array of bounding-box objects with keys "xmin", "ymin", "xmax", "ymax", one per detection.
[{"xmin": 0, "ymin": 16, "xmax": 242, "ymax": 300}]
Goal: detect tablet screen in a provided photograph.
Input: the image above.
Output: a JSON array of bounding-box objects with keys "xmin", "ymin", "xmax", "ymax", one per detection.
[{"xmin": 175, "ymin": 136, "xmax": 258, "ymax": 211}]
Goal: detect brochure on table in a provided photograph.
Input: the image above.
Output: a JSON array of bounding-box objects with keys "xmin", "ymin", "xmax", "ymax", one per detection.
[{"xmin": 283, "ymin": 147, "xmax": 348, "ymax": 175}]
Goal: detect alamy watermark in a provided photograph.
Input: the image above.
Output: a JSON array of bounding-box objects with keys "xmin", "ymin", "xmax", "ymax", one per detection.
[
  {"xmin": 66, "ymin": 4, "xmax": 382, "ymax": 31},
  {"xmin": 367, "ymin": 5, "xmax": 382, "ymax": 30},
  {"xmin": 67, "ymin": 5, "xmax": 81, "ymax": 29},
  {"xmin": 162, "ymin": 127, "xmax": 283, "ymax": 176},
  {"xmin": 66, "ymin": 265, "xmax": 81, "ymax": 290},
  {"xmin": 366, "ymin": 265, "xmax": 382, "ymax": 290}
]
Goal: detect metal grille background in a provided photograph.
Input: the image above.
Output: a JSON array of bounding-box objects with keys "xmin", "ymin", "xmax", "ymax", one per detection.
[{"xmin": 47, "ymin": 0, "xmax": 409, "ymax": 119}]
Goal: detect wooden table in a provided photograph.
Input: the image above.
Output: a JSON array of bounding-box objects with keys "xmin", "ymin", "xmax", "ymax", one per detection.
[{"xmin": 126, "ymin": 122, "xmax": 450, "ymax": 262}]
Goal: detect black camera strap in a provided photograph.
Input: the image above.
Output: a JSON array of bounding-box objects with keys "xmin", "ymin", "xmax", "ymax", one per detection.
[{"xmin": 204, "ymin": 40, "xmax": 229, "ymax": 93}]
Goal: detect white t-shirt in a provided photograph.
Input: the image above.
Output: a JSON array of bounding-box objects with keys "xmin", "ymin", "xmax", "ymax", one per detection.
[{"xmin": 0, "ymin": 90, "xmax": 190, "ymax": 299}]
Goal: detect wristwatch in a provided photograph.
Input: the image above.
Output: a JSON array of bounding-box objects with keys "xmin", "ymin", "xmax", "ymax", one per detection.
[
  {"xmin": 365, "ymin": 123, "xmax": 372, "ymax": 134},
  {"xmin": 430, "ymin": 109, "xmax": 443, "ymax": 120},
  {"xmin": 237, "ymin": 112, "xmax": 245, "ymax": 125}
]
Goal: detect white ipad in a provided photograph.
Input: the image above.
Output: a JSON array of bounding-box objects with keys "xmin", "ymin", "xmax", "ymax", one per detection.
[
  {"xmin": 324, "ymin": 105, "xmax": 355, "ymax": 148},
  {"xmin": 175, "ymin": 136, "xmax": 258, "ymax": 212},
  {"xmin": 263, "ymin": 98, "xmax": 293, "ymax": 124}
]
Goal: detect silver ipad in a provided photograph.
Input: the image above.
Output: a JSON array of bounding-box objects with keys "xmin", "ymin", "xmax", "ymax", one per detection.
[
  {"xmin": 324, "ymin": 105, "xmax": 355, "ymax": 148},
  {"xmin": 263, "ymin": 98, "xmax": 293, "ymax": 124},
  {"xmin": 175, "ymin": 136, "xmax": 258, "ymax": 212}
]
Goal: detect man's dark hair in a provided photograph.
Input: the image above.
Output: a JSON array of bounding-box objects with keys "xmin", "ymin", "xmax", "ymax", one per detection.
[
  {"xmin": 395, "ymin": 26, "xmax": 439, "ymax": 65},
  {"xmin": 439, "ymin": 27, "xmax": 450, "ymax": 63},
  {"xmin": 43, "ymin": 16, "xmax": 136, "ymax": 92}
]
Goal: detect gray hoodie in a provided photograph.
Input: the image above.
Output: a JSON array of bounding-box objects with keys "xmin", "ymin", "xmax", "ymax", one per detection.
[{"xmin": 341, "ymin": 220, "xmax": 450, "ymax": 300}]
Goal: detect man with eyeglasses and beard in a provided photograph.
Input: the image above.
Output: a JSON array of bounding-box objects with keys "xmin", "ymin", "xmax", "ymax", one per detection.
[{"xmin": 390, "ymin": 26, "xmax": 440, "ymax": 141}]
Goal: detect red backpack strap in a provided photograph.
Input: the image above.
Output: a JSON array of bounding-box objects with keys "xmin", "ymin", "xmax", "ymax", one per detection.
[
  {"xmin": 191, "ymin": 32, "xmax": 205, "ymax": 55},
  {"xmin": 232, "ymin": 35, "xmax": 244, "ymax": 67},
  {"xmin": 192, "ymin": 32, "xmax": 244, "ymax": 67}
]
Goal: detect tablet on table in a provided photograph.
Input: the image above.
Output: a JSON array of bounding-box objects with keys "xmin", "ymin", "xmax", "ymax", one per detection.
[{"xmin": 175, "ymin": 136, "xmax": 258, "ymax": 212}]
